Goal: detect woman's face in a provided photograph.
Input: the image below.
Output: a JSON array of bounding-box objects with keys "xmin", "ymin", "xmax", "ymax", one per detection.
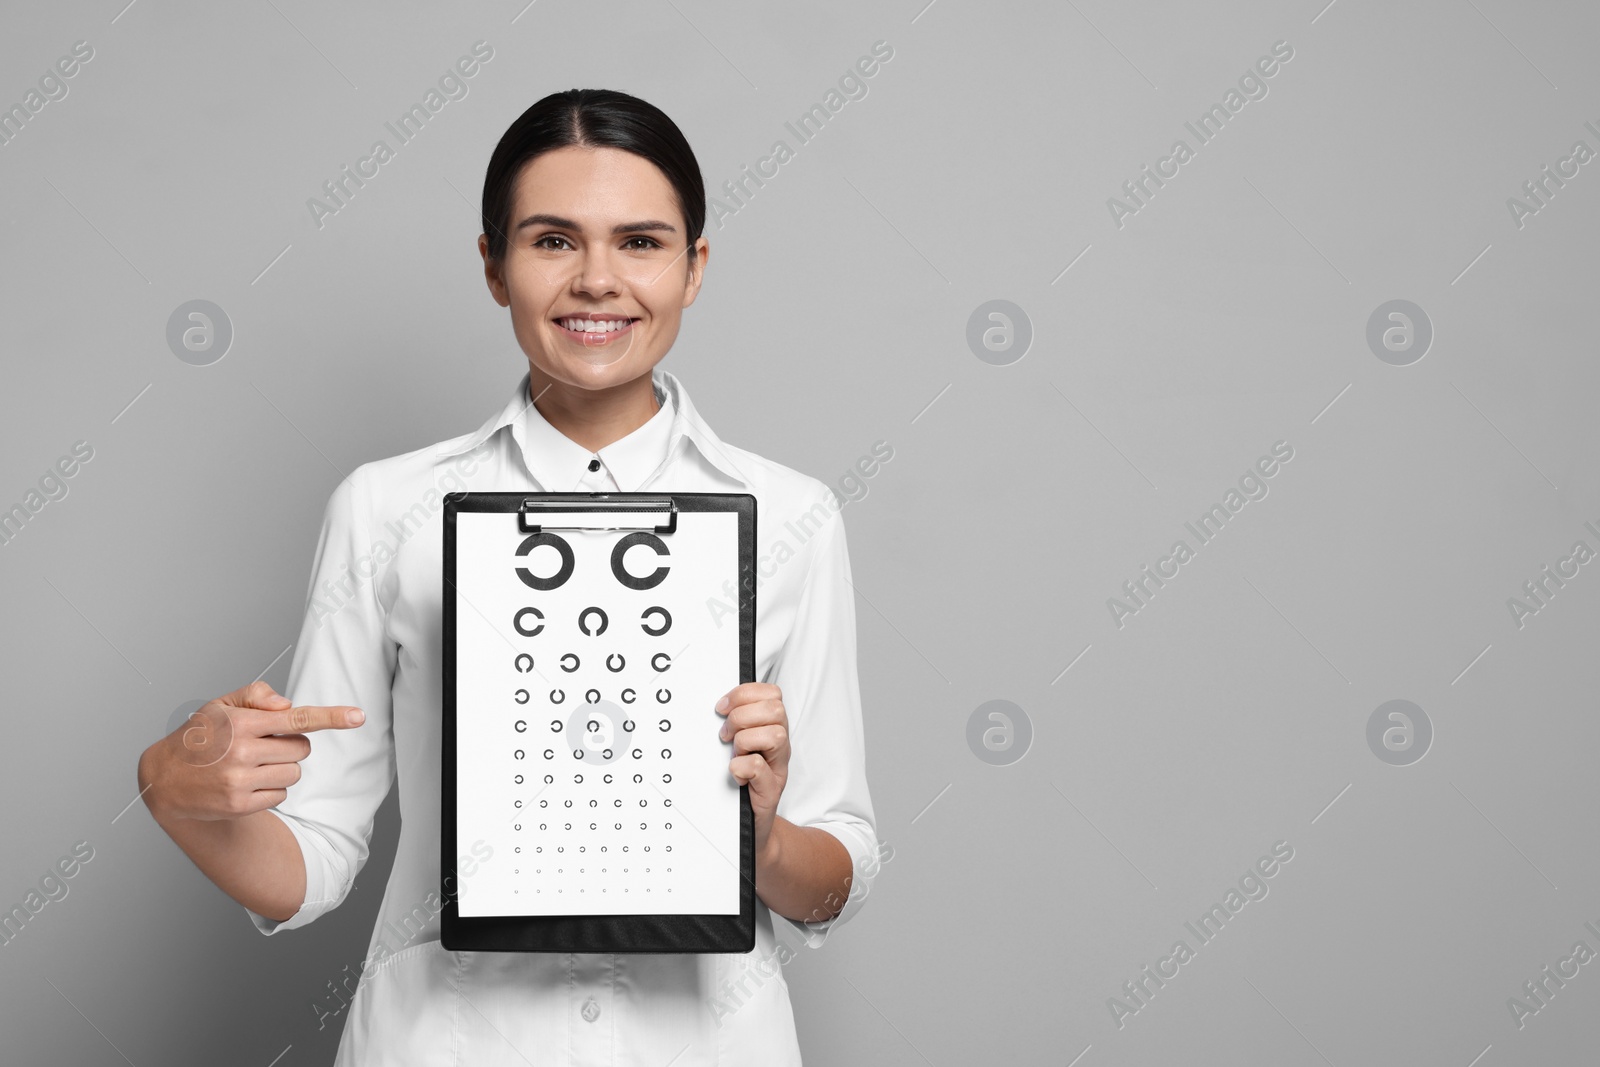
[{"xmin": 480, "ymin": 145, "xmax": 709, "ymax": 391}]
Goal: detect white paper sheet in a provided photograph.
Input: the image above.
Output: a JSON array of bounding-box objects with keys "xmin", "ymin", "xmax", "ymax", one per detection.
[{"xmin": 452, "ymin": 508, "xmax": 743, "ymax": 917}]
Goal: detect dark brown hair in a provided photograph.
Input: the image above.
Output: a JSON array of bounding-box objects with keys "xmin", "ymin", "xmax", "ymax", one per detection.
[{"xmin": 481, "ymin": 89, "xmax": 706, "ymax": 264}]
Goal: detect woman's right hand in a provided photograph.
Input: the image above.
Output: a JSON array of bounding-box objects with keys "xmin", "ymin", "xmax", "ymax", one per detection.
[{"xmin": 138, "ymin": 680, "xmax": 364, "ymax": 823}]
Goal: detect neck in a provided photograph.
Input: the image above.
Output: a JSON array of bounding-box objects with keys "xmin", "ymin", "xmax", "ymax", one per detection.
[{"xmin": 527, "ymin": 366, "xmax": 662, "ymax": 453}]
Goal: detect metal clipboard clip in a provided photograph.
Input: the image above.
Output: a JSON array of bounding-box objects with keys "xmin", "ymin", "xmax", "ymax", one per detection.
[{"xmin": 518, "ymin": 494, "xmax": 679, "ymax": 535}]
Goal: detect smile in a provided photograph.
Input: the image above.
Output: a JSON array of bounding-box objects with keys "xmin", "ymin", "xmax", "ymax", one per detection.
[{"xmin": 554, "ymin": 316, "xmax": 638, "ymax": 345}]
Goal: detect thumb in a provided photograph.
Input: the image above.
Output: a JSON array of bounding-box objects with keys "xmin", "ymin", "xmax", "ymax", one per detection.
[{"xmin": 224, "ymin": 679, "xmax": 294, "ymax": 712}]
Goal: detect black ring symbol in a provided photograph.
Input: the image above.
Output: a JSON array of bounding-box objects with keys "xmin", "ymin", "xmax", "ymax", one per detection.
[
  {"xmin": 656, "ymin": 688, "xmax": 671, "ymax": 703},
  {"xmin": 587, "ymin": 719, "xmax": 601, "ymax": 733},
  {"xmin": 606, "ymin": 654, "xmax": 625, "ymax": 672},
  {"xmin": 514, "ymin": 654, "xmax": 535, "ymax": 674},
  {"xmin": 631, "ymin": 748, "xmax": 642, "ymax": 759},
  {"xmin": 560, "ymin": 653, "xmax": 579, "ymax": 673},
  {"xmin": 604, "ymin": 774, "xmax": 612, "ymax": 784},
  {"xmin": 542, "ymin": 749, "xmax": 552, "ymax": 759},
  {"xmin": 514, "ymin": 720, "xmax": 527, "ymax": 733},
  {"xmin": 602, "ymin": 749, "xmax": 613, "ymax": 759},
  {"xmin": 544, "ymin": 775, "xmax": 553, "ymax": 783},
  {"xmin": 611, "ymin": 532, "xmax": 670, "ymax": 590},
  {"xmin": 514, "ymin": 749, "xmax": 525, "ymax": 759},
  {"xmin": 574, "ymin": 774, "xmax": 583, "ymax": 783},
  {"xmin": 651, "ymin": 652, "xmax": 671, "ymax": 672},
  {"xmin": 513, "ymin": 607, "xmax": 545, "ymax": 636},
  {"xmin": 641, "ymin": 606, "xmax": 672, "ymax": 635},
  {"xmin": 514, "ymin": 774, "xmax": 524, "ymax": 784},
  {"xmin": 516, "ymin": 531, "xmax": 575, "ymax": 590},
  {"xmin": 578, "ymin": 606, "xmax": 608, "ymax": 636},
  {"xmin": 658, "ymin": 719, "xmax": 671, "ymax": 732},
  {"xmin": 550, "ymin": 689, "xmax": 565, "ymax": 703},
  {"xmin": 621, "ymin": 688, "xmax": 636, "ymax": 704},
  {"xmin": 662, "ymin": 773, "xmax": 671, "ymax": 783},
  {"xmin": 623, "ymin": 719, "xmax": 635, "ymax": 732},
  {"xmin": 585, "ymin": 689, "xmax": 602, "ymax": 704},
  {"xmin": 661, "ymin": 748, "xmax": 671, "ymax": 758},
  {"xmin": 550, "ymin": 720, "xmax": 562, "ymax": 732},
  {"xmin": 633, "ymin": 774, "xmax": 643, "ymax": 783},
  {"xmin": 572, "ymin": 748, "xmax": 585, "ymax": 759},
  {"xmin": 514, "ymin": 689, "xmax": 529, "ymax": 704}
]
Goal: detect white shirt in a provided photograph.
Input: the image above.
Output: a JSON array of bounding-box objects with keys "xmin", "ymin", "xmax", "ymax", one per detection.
[{"xmin": 249, "ymin": 366, "xmax": 880, "ymax": 1066}]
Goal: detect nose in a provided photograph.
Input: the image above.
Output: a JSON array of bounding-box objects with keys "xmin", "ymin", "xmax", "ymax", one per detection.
[{"xmin": 572, "ymin": 243, "xmax": 620, "ymax": 298}]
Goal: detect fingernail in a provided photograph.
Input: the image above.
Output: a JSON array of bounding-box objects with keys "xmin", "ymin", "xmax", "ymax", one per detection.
[
  {"xmin": 715, "ymin": 695, "xmax": 729, "ymax": 712},
  {"xmin": 348, "ymin": 708, "xmax": 365, "ymax": 725}
]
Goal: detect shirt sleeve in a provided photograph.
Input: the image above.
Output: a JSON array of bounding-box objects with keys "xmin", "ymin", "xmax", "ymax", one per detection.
[
  {"xmin": 767, "ymin": 490, "xmax": 881, "ymax": 949},
  {"xmin": 246, "ymin": 466, "xmax": 398, "ymax": 935}
]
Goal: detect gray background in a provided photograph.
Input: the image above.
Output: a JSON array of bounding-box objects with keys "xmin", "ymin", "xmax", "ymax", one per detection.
[{"xmin": 2, "ymin": 0, "xmax": 1596, "ymax": 1063}]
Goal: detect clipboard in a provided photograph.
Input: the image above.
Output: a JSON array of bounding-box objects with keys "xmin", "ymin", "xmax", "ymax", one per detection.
[{"xmin": 440, "ymin": 491, "xmax": 757, "ymax": 953}]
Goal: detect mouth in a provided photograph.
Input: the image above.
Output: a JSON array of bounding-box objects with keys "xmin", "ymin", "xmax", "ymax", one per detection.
[{"xmin": 553, "ymin": 314, "xmax": 639, "ymax": 346}]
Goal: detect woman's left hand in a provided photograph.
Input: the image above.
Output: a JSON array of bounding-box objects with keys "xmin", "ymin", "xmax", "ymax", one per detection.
[{"xmin": 715, "ymin": 682, "xmax": 790, "ymax": 862}]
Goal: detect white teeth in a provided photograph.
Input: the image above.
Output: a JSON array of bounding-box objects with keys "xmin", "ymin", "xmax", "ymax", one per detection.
[{"xmin": 560, "ymin": 317, "xmax": 631, "ymax": 333}]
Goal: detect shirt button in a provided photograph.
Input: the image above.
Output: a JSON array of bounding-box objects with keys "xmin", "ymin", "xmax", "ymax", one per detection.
[
  {"xmin": 581, "ymin": 996, "xmax": 601, "ymax": 1022},
  {"xmin": 587, "ymin": 458, "xmax": 601, "ymax": 472}
]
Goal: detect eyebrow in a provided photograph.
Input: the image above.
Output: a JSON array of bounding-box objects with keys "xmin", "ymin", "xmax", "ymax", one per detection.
[{"xmin": 513, "ymin": 213, "xmax": 678, "ymax": 236}]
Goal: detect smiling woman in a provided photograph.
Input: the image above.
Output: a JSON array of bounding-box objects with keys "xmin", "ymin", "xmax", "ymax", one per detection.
[
  {"xmin": 475, "ymin": 91, "xmax": 715, "ymax": 449},
  {"xmin": 138, "ymin": 88, "xmax": 880, "ymax": 1067}
]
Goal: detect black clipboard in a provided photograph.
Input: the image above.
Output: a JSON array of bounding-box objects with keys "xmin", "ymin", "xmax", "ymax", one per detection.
[{"xmin": 441, "ymin": 491, "xmax": 756, "ymax": 953}]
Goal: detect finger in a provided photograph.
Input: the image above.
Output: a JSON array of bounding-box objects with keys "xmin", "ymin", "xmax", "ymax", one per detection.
[
  {"xmin": 274, "ymin": 705, "xmax": 365, "ymax": 734},
  {"xmin": 223, "ymin": 679, "xmax": 293, "ymax": 712},
  {"xmin": 240, "ymin": 788, "xmax": 289, "ymax": 815},
  {"xmin": 245, "ymin": 734, "xmax": 314, "ymax": 765},
  {"xmin": 716, "ymin": 682, "xmax": 781, "ymax": 715},
  {"xmin": 251, "ymin": 761, "xmax": 304, "ymax": 791},
  {"xmin": 719, "ymin": 698, "xmax": 786, "ymax": 738},
  {"xmin": 728, "ymin": 752, "xmax": 774, "ymax": 786},
  {"xmin": 730, "ymin": 723, "xmax": 788, "ymax": 758}
]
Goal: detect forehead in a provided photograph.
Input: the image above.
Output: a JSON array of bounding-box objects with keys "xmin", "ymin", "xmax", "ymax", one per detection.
[{"xmin": 511, "ymin": 145, "xmax": 681, "ymax": 227}]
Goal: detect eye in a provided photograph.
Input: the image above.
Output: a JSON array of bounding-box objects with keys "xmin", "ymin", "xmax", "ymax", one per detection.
[
  {"xmin": 534, "ymin": 234, "xmax": 573, "ymax": 251},
  {"xmin": 623, "ymin": 236, "xmax": 662, "ymax": 251}
]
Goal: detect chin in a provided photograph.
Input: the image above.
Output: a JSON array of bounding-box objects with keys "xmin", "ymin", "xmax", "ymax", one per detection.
[{"xmin": 530, "ymin": 351, "xmax": 650, "ymax": 388}]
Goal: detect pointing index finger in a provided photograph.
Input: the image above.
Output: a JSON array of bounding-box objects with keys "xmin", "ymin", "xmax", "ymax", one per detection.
[{"xmin": 278, "ymin": 704, "xmax": 365, "ymax": 733}]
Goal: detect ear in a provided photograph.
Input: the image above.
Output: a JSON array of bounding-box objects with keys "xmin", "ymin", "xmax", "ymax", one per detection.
[
  {"xmin": 682, "ymin": 236, "xmax": 710, "ymax": 309},
  {"xmin": 479, "ymin": 233, "xmax": 510, "ymax": 308}
]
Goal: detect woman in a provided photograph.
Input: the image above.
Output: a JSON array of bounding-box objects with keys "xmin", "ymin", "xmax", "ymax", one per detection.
[{"xmin": 137, "ymin": 89, "xmax": 880, "ymax": 1065}]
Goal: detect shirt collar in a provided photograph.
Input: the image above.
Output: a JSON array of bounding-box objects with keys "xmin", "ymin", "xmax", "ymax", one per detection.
[
  {"xmin": 436, "ymin": 366, "xmax": 757, "ymax": 488},
  {"xmin": 517, "ymin": 373, "xmax": 675, "ymax": 492}
]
